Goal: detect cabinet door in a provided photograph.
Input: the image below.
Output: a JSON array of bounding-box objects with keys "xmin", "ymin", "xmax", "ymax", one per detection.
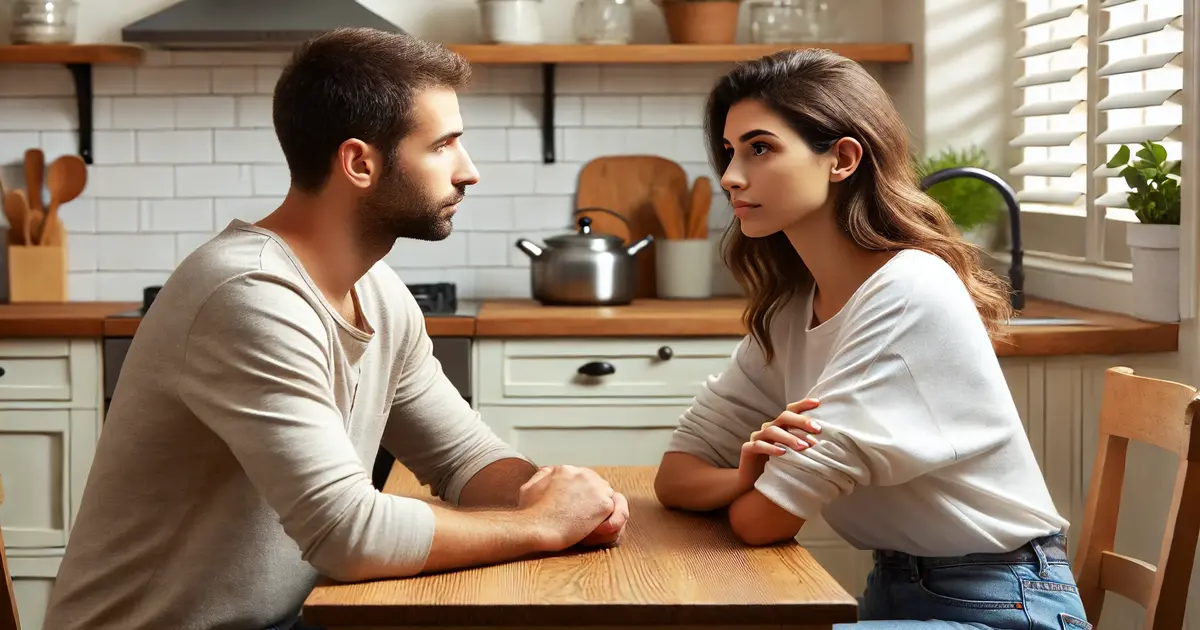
[
  {"xmin": 0, "ymin": 410, "xmax": 71, "ymax": 548},
  {"xmin": 8, "ymin": 552, "xmax": 60, "ymax": 630}
]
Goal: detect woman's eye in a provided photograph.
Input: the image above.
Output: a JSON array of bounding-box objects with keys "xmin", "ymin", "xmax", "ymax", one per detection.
[{"xmin": 751, "ymin": 143, "xmax": 770, "ymax": 156}]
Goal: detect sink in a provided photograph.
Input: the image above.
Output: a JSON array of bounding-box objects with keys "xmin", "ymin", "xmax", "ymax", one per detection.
[{"xmin": 1005, "ymin": 317, "xmax": 1093, "ymax": 327}]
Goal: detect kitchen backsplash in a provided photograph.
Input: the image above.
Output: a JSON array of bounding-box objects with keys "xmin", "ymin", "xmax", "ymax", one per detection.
[{"xmin": 0, "ymin": 51, "xmax": 741, "ymax": 301}]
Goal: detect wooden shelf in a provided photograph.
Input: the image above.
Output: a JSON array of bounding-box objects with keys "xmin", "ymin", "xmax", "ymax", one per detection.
[
  {"xmin": 0, "ymin": 45, "xmax": 145, "ymax": 165},
  {"xmin": 448, "ymin": 43, "xmax": 912, "ymax": 163},
  {"xmin": 0, "ymin": 44, "xmax": 144, "ymax": 65},
  {"xmin": 447, "ymin": 43, "xmax": 913, "ymax": 64}
]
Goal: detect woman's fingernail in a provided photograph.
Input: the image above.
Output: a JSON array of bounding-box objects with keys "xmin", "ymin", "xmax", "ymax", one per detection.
[{"xmin": 810, "ymin": 421, "xmax": 821, "ymax": 431}]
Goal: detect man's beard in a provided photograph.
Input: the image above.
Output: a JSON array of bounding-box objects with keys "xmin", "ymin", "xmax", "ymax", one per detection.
[{"xmin": 358, "ymin": 166, "xmax": 464, "ymax": 243}]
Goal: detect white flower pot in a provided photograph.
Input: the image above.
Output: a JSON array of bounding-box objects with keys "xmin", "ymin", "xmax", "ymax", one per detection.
[{"xmin": 1127, "ymin": 222, "xmax": 1180, "ymax": 323}]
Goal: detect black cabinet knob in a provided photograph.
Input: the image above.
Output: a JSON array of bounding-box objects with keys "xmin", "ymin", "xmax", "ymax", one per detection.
[
  {"xmin": 577, "ymin": 361, "xmax": 616, "ymax": 377},
  {"xmin": 657, "ymin": 346, "xmax": 673, "ymax": 361},
  {"xmin": 0, "ymin": 367, "xmax": 7, "ymax": 378}
]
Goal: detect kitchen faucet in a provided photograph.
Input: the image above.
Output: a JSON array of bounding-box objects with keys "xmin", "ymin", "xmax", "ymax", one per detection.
[{"xmin": 919, "ymin": 166, "xmax": 1025, "ymax": 312}]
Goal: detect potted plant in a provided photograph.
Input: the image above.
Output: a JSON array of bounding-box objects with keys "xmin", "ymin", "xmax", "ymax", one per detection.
[
  {"xmin": 654, "ymin": 0, "xmax": 741, "ymax": 44},
  {"xmin": 1106, "ymin": 140, "xmax": 1182, "ymax": 322},
  {"xmin": 915, "ymin": 145, "xmax": 1003, "ymax": 247}
]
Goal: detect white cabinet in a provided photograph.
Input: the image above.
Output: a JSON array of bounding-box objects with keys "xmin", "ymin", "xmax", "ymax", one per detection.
[
  {"xmin": 0, "ymin": 339, "xmax": 103, "ymax": 630},
  {"xmin": 475, "ymin": 337, "xmax": 1187, "ymax": 607}
]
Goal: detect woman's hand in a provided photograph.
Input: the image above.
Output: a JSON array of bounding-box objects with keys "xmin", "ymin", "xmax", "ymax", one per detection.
[{"xmin": 736, "ymin": 398, "xmax": 822, "ymax": 493}]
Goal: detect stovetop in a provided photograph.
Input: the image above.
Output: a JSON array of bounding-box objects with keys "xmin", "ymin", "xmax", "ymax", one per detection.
[{"xmin": 107, "ymin": 283, "xmax": 475, "ymax": 318}]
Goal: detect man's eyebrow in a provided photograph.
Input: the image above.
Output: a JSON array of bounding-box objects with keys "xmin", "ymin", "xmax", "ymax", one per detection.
[{"xmin": 430, "ymin": 130, "xmax": 463, "ymax": 147}]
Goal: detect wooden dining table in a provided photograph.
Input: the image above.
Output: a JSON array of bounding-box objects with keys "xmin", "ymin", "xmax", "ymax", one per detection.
[{"xmin": 302, "ymin": 465, "xmax": 859, "ymax": 629}]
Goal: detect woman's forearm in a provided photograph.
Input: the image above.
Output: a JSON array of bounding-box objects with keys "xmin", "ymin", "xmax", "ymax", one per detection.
[{"xmin": 654, "ymin": 452, "xmax": 747, "ymax": 511}]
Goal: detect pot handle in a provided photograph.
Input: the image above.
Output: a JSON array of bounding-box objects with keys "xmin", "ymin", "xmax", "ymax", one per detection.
[{"xmin": 573, "ymin": 207, "xmax": 632, "ymax": 233}]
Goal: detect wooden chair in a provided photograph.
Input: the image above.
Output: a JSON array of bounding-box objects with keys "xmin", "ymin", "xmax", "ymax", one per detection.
[
  {"xmin": 1074, "ymin": 367, "xmax": 1200, "ymax": 629},
  {"xmin": 0, "ymin": 474, "xmax": 19, "ymax": 630}
]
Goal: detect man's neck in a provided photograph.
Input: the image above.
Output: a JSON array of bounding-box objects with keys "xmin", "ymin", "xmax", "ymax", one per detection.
[{"xmin": 256, "ymin": 187, "xmax": 391, "ymax": 308}]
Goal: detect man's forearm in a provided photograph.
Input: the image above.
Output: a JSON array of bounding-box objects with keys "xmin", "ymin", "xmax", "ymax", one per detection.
[
  {"xmin": 457, "ymin": 457, "xmax": 538, "ymax": 508},
  {"xmin": 419, "ymin": 502, "xmax": 549, "ymax": 574}
]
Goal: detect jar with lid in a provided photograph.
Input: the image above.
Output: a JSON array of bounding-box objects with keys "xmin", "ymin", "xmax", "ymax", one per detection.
[
  {"xmin": 574, "ymin": 0, "xmax": 633, "ymax": 45},
  {"xmin": 10, "ymin": 0, "xmax": 78, "ymax": 44},
  {"xmin": 748, "ymin": 0, "xmax": 835, "ymax": 44}
]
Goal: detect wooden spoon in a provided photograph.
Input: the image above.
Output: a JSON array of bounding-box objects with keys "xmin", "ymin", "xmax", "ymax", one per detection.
[
  {"xmin": 652, "ymin": 183, "xmax": 686, "ymax": 240},
  {"xmin": 23, "ymin": 149, "xmax": 43, "ymax": 246},
  {"xmin": 4, "ymin": 189, "xmax": 30, "ymax": 247},
  {"xmin": 686, "ymin": 176, "xmax": 712, "ymax": 239},
  {"xmin": 37, "ymin": 155, "xmax": 87, "ymax": 246}
]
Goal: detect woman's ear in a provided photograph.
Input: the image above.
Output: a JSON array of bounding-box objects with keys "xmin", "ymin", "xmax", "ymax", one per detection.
[{"xmin": 829, "ymin": 137, "xmax": 863, "ymax": 183}]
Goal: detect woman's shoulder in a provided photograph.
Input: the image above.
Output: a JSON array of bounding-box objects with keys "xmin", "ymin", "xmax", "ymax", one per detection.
[{"xmin": 850, "ymin": 248, "xmax": 982, "ymax": 329}]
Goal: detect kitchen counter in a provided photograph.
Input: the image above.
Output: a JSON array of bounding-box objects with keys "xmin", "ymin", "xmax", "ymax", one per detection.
[
  {"xmin": 473, "ymin": 297, "xmax": 1180, "ymax": 357},
  {"xmin": 0, "ymin": 298, "xmax": 1180, "ymax": 357},
  {"xmin": 301, "ymin": 465, "xmax": 858, "ymax": 629}
]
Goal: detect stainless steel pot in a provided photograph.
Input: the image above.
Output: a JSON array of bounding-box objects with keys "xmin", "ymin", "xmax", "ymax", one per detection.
[{"xmin": 514, "ymin": 209, "xmax": 654, "ymax": 306}]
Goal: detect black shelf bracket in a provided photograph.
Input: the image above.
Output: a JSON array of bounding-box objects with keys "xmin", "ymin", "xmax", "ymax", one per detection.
[
  {"xmin": 65, "ymin": 63, "xmax": 94, "ymax": 165},
  {"xmin": 541, "ymin": 63, "xmax": 555, "ymax": 164}
]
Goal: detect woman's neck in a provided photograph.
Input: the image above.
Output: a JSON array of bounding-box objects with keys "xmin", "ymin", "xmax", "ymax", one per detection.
[{"xmin": 783, "ymin": 209, "xmax": 897, "ymax": 324}]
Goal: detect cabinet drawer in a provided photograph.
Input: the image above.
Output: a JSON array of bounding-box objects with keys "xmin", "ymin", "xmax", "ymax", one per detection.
[
  {"xmin": 0, "ymin": 340, "xmax": 72, "ymax": 401},
  {"xmin": 499, "ymin": 339, "xmax": 740, "ymax": 399}
]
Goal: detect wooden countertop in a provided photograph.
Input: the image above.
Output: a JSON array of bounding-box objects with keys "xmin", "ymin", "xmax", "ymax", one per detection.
[
  {"xmin": 302, "ymin": 465, "xmax": 858, "ymax": 630},
  {"xmin": 474, "ymin": 297, "xmax": 1180, "ymax": 357},
  {"xmin": 0, "ymin": 298, "xmax": 1179, "ymax": 358}
]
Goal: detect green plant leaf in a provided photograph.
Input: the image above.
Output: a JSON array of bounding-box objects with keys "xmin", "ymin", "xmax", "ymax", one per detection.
[
  {"xmin": 1106, "ymin": 145, "xmax": 1130, "ymax": 168},
  {"xmin": 1148, "ymin": 140, "xmax": 1168, "ymax": 164}
]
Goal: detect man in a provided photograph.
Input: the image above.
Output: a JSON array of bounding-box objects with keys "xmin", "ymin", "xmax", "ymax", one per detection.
[{"xmin": 42, "ymin": 27, "xmax": 629, "ymax": 630}]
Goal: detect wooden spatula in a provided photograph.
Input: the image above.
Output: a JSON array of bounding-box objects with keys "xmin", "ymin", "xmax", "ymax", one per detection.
[{"xmin": 686, "ymin": 176, "xmax": 712, "ymax": 239}]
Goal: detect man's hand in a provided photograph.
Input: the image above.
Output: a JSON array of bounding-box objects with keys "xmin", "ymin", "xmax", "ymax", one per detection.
[
  {"xmin": 579, "ymin": 491, "xmax": 628, "ymax": 547},
  {"xmin": 736, "ymin": 398, "xmax": 822, "ymax": 493},
  {"xmin": 519, "ymin": 466, "xmax": 628, "ymax": 548},
  {"xmin": 517, "ymin": 465, "xmax": 616, "ymax": 552}
]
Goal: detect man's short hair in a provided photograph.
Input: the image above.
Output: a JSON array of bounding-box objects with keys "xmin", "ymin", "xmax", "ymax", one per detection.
[{"xmin": 272, "ymin": 27, "xmax": 471, "ymax": 192}]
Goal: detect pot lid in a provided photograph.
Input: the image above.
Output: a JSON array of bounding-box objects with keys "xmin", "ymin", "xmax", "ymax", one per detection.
[{"xmin": 544, "ymin": 216, "xmax": 626, "ymax": 248}]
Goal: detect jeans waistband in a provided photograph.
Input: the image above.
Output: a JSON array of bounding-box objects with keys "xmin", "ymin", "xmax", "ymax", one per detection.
[{"xmin": 874, "ymin": 533, "xmax": 1069, "ymax": 571}]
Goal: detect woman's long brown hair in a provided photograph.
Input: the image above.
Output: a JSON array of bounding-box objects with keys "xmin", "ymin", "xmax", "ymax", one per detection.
[{"xmin": 704, "ymin": 49, "xmax": 1014, "ymax": 362}]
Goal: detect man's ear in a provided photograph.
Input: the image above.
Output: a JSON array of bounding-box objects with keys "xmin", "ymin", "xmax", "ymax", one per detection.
[{"xmin": 334, "ymin": 139, "xmax": 379, "ymax": 190}]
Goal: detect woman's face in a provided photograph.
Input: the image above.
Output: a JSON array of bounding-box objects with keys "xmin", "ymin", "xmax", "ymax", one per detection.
[{"xmin": 720, "ymin": 99, "xmax": 858, "ymax": 238}]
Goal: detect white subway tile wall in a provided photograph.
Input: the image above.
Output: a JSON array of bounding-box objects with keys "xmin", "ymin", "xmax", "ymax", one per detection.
[{"xmin": 0, "ymin": 52, "xmax": 738, "ymax": 301}]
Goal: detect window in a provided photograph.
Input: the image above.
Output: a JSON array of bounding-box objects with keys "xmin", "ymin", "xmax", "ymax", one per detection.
[{"xmin": 1012, "ymin": 0, "xmax": 1185, "ymax": 307}]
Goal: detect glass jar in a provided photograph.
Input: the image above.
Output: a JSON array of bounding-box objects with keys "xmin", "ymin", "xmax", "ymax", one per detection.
[
  {"xmin": 574, "ymin": 0, "xmax": 633, "ymax": 45},
  {"xmin": 10, "ymin": 0, "xmax": 78, "ymax": 44},
  {"xmin": 748, "ymin": 0, "xmax": 834, "ymax": 44}
]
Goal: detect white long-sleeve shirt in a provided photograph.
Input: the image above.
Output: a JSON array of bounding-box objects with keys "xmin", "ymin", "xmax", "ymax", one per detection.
[
  {"xmin": 43, "ymin": 221, "xmax": 526, "ymax": 630},
  {"xmin": 667, "ymin": 249, "xmax": 1067, "ymax": 557}
]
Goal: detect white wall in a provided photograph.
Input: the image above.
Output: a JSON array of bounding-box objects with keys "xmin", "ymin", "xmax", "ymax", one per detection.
[{"xmin": 0, "ymin": 0, "xmax": 1016, "ymax": 302}]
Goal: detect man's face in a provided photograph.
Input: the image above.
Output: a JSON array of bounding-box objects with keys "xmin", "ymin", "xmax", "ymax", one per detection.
[{"xmin": 359, "ymin": 87, "xmax": 479, "ymax": 242}]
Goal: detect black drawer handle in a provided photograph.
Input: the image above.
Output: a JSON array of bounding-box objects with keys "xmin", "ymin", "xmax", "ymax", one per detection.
[
  {"xmin": 0, "ymin": 367, "xmax": 6, "ymax": 378},
  {"xmin": 657, "ymin": 346, "xmax": 673, "ymax": 361},
  {"xmin": 577, "ymin": 361, "xmax": 615, "ymax": 377}
]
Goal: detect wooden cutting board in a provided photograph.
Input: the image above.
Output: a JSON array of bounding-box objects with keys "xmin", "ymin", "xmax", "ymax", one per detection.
[{"xmin": 575, "ymin": 155, "xmax": 690, "ymax": 299}]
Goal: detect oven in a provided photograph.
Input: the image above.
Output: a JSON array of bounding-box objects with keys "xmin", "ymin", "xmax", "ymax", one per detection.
[{"xmin": 101, "ymin": 283, "xmax": 476, "ymax": 490}]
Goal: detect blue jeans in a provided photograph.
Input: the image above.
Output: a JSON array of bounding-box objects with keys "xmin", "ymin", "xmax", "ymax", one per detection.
[{"xmin": 834, "ymin": 534, "xmax": 1092, "ymax": 629}]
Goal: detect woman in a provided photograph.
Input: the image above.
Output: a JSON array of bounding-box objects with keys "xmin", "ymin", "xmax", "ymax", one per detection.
[{"xmin": 653, "ymin": 49, "xmax": 1091, "ymax": 629}]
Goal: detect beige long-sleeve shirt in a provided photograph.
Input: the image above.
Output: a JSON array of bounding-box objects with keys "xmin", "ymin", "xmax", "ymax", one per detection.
[{"xmin": 43, "ymin": 220, "xmax": 525, "ymax": 630}]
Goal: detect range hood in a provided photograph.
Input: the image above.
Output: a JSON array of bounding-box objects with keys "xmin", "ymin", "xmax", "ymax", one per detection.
[{"xmin": 122, "ymin": 0, "xmax": 404, "ymax": 50}]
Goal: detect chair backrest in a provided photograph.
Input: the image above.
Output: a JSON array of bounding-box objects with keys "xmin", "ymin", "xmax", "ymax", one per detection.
[
  {"xmin": 1073, "ymin": 366, "xmax": 1200, "ymax": 629},
  {"xmin": 0, "ymin": 473, "xmax": 20, "ymax": 630}
]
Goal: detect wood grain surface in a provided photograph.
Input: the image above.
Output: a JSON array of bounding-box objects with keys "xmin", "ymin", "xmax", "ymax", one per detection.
[
  {"xmin": 0, "ymin": 297, "xmax": 1178, "ymax": 358},
  {"xmin": 473, "ymin": 297, "xmax": 1180, "ymax": 357},
  {"xmin": 302, "ymin": 466, "xmax": 858, "ymax": 629}
]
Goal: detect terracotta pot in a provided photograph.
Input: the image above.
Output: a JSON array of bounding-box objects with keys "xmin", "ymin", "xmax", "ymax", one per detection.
[{"xmin": 660, "ymin": 1, "xmax": 740, "ymax": 44}]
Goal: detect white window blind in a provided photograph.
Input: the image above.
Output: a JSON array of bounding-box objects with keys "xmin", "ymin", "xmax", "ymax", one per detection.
[{"xmin": 1013, "ymin": 0, "xmax": 1184, "ymax": 265}]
